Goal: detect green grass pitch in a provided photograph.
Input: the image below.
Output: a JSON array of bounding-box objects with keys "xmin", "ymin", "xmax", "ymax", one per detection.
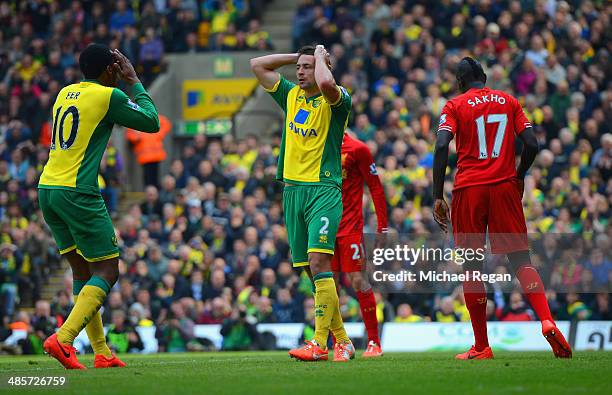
[{"xmin": 1, "ymin": 351, "xmax": 611, "ymax": 395}]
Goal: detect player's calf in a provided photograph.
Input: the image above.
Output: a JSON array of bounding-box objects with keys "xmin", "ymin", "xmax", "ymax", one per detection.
[
  {"xmin": 508, "ymin": 255, "xmax": 571, "ymax": 357},
  {"xmin": 349, "ymin": 272, "xmax": 382, "ymax": 351}
]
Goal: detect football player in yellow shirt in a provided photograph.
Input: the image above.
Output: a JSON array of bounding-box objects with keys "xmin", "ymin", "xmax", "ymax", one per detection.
[
  {"xmin": 40, "ymin": 44, "xmax": 159, "ymax": 369},
  {"xmin": 250, "ymin": 45, "xmax": 353, "ymax": 361}
]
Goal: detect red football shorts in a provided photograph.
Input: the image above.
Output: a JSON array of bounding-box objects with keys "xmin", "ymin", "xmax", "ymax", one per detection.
[
  {"xmin": 451, "ymin": 179, "xmax": 529, "ymax": 254},
  {"xmin": 331, "ymin": 233, "xmax": 365, "ymax": 273}
]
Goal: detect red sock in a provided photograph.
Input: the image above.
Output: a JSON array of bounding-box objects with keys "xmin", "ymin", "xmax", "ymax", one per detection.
[
  {"xmin": 463, "ymin": 278, "xmax": 489, "ymax": 351},
  {"xmin": 515, "ymin": 264, "xmax": 553, "ymax": 322},
  {"xmin": 357, "ymin": 288, "xmax": 380, "ymax": 345}
]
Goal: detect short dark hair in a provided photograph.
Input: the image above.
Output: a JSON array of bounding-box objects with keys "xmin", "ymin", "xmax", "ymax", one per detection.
[
  {"xmin": 298, "ymin": 45, "xmax": 316, "ymax": 57},
  {"xmin": 79, "ymin": 43, "xmax": 113, "ymax": 79},
  {"xmin": 456, "ymin": 57, "xmax": 487, "ymax": 86},
  {"xmin": 297, "ymin": 44, "xmax": 331, "ymax": 69}
]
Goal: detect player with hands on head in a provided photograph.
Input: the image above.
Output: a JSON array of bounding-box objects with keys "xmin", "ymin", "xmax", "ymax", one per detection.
[
  {"xmin": 250, "ymin": 44, "xmax": 354, "ymax": 362},
  {"xmin": 40, "ymin": 43, "xmax": 159, "ymax": 369}
]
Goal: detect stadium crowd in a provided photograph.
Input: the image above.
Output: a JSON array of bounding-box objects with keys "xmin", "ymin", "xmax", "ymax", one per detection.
[{"xmin": 1, "ymin": 0, "xmax": 611, "ymax": 354}]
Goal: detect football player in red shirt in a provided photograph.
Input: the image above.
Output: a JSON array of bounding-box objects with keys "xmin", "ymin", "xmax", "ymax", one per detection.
[
  {"xmin": 433, "ymin": 57, "xmax": 571, "ymax": 360},
  {"xmin": 331, "ymin": 131, "xmax": 388, "ymax": 357}
]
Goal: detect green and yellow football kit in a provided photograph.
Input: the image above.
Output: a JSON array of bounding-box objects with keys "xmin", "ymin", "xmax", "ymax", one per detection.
[
  {"xmin": 266, "ymin": 76, "xmax": 351, "ymax": 267},
  {"xmin": 266, "ymin": 75, "xmax": 352, "ymax": 347},
  {"xmin": 39, "ymin": 80, "xmax": 159, "ymax": 262},
  {"xmin": 39, "ymin": 79, "xmax": 158, "ymax": 355}
]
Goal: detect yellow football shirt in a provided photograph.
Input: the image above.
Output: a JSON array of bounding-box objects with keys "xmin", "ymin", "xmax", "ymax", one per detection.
[
  {"xmin": 266, "ymin": 76, "xmax": 351, "ymax": 189},
  {"xmin": 39, "ymin": 80, "xmax": 159, "ymax": 195}
]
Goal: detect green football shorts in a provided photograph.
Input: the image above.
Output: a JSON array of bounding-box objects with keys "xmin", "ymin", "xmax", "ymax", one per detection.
[
  {"xmin": 38, "ymin": 188, "xmax": 119, "ymax": 262},
  {"xmin": 283, "ymin": 184, "xmax": 342, "ymax": 267}
]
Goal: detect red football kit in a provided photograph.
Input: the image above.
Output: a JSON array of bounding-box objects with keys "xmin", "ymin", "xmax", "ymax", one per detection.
[
  {"xmin": 438, "ymin": 87, "xmax": 531, "ymax": 253},
  {"xmin": 331, "ymin": 133, "xmax": 388, "ymax": 273}
]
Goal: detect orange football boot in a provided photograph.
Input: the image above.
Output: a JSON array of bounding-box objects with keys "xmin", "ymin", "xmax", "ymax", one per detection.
[
  {"xmin": 333, "ymin": 340, "xmax": 355, "ymax": 362},
  {"xmin": 455, "ymin": 345, "xmax": 494, "ymax": 360},
  {"xmin": 542, "ymin": 320, "xmax": 572, "ymax": 358},
  {"xmin": 94, "ymin": 353, "xmax": 127, "ymax": 368},
  {"xmin": 362, "ymin": 340, "xmax": 383, "ymax": 358},
  {"xmin": 43, "ymin": 333, "xmax": 86, "ymax": 370},
  {"xmin": 289, "ymin": 340, "xmax": 329, "ymax": 361}
]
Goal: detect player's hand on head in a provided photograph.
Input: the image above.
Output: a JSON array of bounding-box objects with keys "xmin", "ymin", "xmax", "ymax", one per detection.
[
  {"xmin": 112, "ymin": 49, "xmax": 139, "ymax": 85},
  {"xmin": 433, "ymin": 198, "xmax": 450, "ymax": 233},
  {"xmin": 314, "ymin": 45, "xmax": 330, "ymax": 63}
]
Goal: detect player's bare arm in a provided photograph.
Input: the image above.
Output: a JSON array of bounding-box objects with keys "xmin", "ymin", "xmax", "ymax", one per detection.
[
  {"xmin": 359, "ymin": 143, "xmax": 389, "ymax": 236},
  {"xmin": 433, "ymin": 130, "xmax": 453, "ymax": 232},
  {"xmin": 313, "ymin": 45, "xmax": 341, "ymax": 104},
  {"xmin": 249, "ymin": 53, "xmax": 299, "ymax": 90},
  {"xmin": 515, "ymin": 127, "xmax": 539, "ymax": 198}
]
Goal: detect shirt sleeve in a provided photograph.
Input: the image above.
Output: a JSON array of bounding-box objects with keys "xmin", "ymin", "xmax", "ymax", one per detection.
[
  {"xmin": 106, "ymin": 83, "xmax": 160, "ymax": 133},
  {"xmin": 330, "ymin": 85, "xmax": 352, "ymax": 119},
  {"xmin": 513, "ymin": 97, "xmax": 531, "ymax": 135},
  {"xmin": 264, "ymin": 76, "xmax": 295, "ymax": 113},
  {"xmin": 357, "ymin": 144, "xmax": 389, "ymax": 233},
  {"xmin": 437, "ymin": 101, "xmax": 457, "ymax": 136}
]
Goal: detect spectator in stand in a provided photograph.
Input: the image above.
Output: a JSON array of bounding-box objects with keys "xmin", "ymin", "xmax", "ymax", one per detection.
[
  {"xmin": 590, "ymin": 293, "xmax": 612, "ymax": 321},
  {"xmin": 157, "ymin": 301, "xmax": 195, "ymax": 352},
  {"xmin": 0, "ymin": 243, "xmax": 20, "ymax": 318},
  {"xmin": 498, "ymin": 292, "xmax": 535, "ymax": 322},
  {"xmin": 139, "ymin": 28, "xmax": 164, "ymax": 86},
  {"xmin": 109, "ymin": 0, "xmax": 136, "ymax": 33},
  {"xmin": 106, "ymin": 309, "xmax": 144, "ymax": 353},
  {"xmin": 27, "ymin": 300, "xmax": 57, "ymax": 354},
  {"xmin": 394, "ymin": 304, "xmax": 424, "ymax": 323},
  {"xmin": 126, "ymin": 115, "xmax": 171, "ymax": 189},
  {"xmin": 433, "ymin": 297, "xmax": 460, "ymax": 322},
  {"xmin": 220, "ymin": 305, "xmax": 258, "ymax": 351},
  {"xmin": 50, "ymin": 290, "xmax": 72, "ymax": 327},
  {"xmin": 272, "ymin": 288, "xmax": 298, "ymax": 323},
  {"xmin": 245, "ymin": 20, "xmax": 273, "ymax": 50}
]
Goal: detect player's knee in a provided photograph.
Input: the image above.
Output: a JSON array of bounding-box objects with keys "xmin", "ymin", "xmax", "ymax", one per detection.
[
  {"xmin": 349, "ymin": 272, "xmax": 363, "ymax": 291},
  {"xmin": 506, "ymin": 250, "xmax": 531, "ymax": 273},
  {"xmin": 92, "ymin": 259, "xmax": 120, "ymax": 287},
  {"xmin": 308, "ymin": 253, "xmax": 332, "ymax": 275},
  {"xmin": 349, "ymin": 272, "xmax": 370, "ymax": 292},
  {"xmin": 105, "ymin": 265, "xmax": 120, "ymax": 286}
]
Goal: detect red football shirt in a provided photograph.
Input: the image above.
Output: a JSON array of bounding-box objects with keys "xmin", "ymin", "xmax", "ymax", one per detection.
[
  {"xmin": 438, "ymin": 87, "xmax": 531, "ymax": 190},
  {"xmin": 339, "ymin": 133, "xmax": 388, "ymax": 237}
]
